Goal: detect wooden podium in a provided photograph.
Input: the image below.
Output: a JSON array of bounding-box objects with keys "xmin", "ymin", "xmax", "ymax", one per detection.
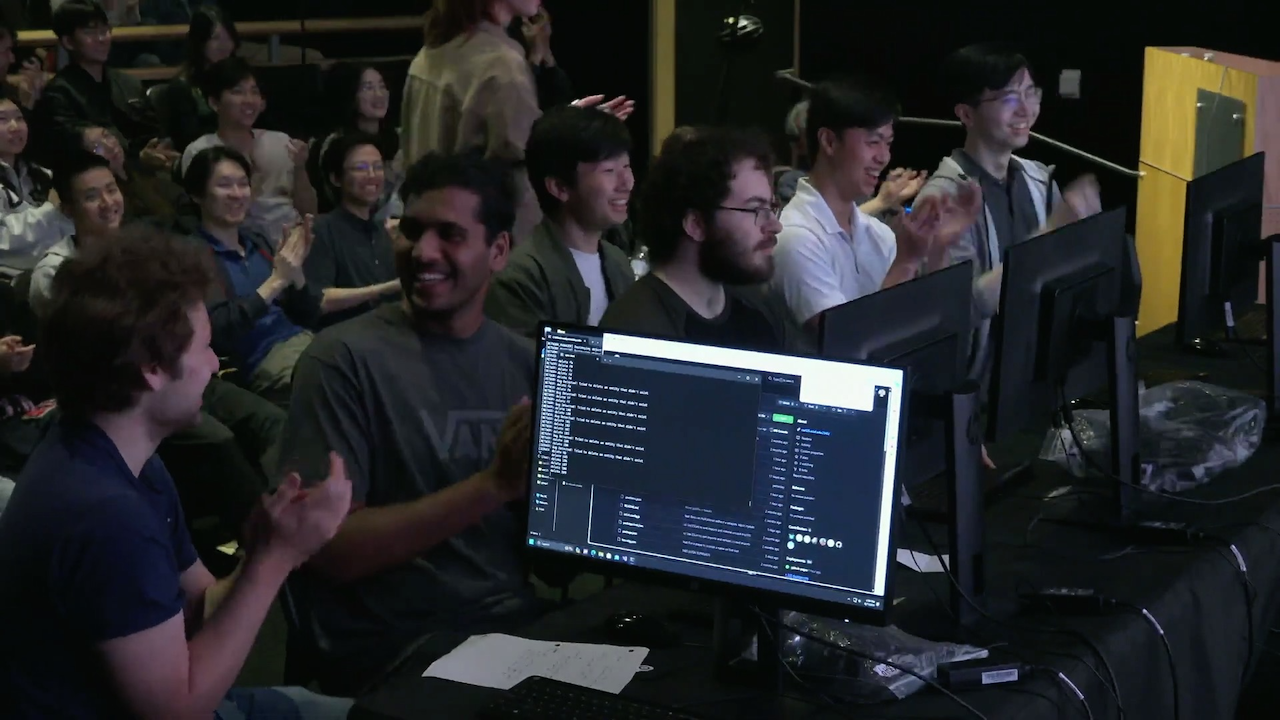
[{"xmin": 1135, "ymin": 47, "xmax": 1280, "ymax": 336}]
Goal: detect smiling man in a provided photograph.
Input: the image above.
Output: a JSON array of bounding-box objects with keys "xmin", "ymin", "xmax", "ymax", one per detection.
[
  {"xmin": 485, "ymin": 105, "xmax": 635, "ymax": 336},
  {"xmin": 278, "ymin": 150, "xmax": 540, "ymax": 697},
  {"xmin": 771, "ymin": 76, "xmax": 969, "ymax": 330},
  {"xmin": 304, "ymin": 132, "xmax": 401, "ymax": 328},
  {"xmin": 29, "ymin": 151, "xmax": 123, "ymax": 317}
]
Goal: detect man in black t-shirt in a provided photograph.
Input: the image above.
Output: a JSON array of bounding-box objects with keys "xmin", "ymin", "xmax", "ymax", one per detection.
[{"xmin": 600, "ymin": 126, "xmax": 808, "ymax": 353}]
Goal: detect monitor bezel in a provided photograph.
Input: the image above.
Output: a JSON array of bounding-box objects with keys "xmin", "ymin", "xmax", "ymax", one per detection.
[{"xmin": 524, "ymin": 321, "xmax": 911, "ymax": 626}]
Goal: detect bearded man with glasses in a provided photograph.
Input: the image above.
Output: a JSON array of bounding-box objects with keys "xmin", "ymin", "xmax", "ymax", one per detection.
[{"xmin": 600, "ymin": 125, "xmax": 809, "ymax": 354}]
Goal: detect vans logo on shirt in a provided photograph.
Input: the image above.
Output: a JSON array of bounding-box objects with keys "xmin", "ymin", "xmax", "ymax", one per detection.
[{"xmin": 421, "ymin": 410, "xmax": 509, "ymax": 462}]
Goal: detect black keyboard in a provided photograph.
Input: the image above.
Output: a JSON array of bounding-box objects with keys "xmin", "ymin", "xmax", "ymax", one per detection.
[{"xmin": 479, "ymin": 676, "xmax": 708, "ymax": 719}]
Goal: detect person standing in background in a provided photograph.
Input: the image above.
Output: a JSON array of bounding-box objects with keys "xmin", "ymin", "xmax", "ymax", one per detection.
[{"xmin": 400, "ymin": 0, "xmax": 632, "ymax": 246}]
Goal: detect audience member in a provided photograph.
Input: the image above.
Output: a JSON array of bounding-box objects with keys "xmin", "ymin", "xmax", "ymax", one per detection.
[
  {"xmin": 305, "ymin": 132, "xmax": 400, "ymax": 328},
  {"xmin": 308, "ymin": 62, "xmax": 403, "ymax": 222},
  {"xmin": 776, "ymin": 99, "xmax": 808, "ymax": 206},
  {"xmin": 161, "ymin": 5, "xmax": 240, "ymax": 153},
  {"xmin": 28, "ymin": 151, "xmax": 121, "ymax": 317},
  {"xmin": 183, "ymin": 145, "xmax": 321, "ymax": 408},
  {"xmin": 0, "ymin": 89, "xmax": 73, "ymax": 267},
  {"xmin": 600, "ymin": 126, "xmax": 805, "ymax": 353},
  {"xmin": 279, "ymin": 151, "xmax": 539, "ymax": 696},
  {"xmin": 181, "ymin": 57, "xmax": 318, "ymax": 249},
  {"xmin": 918, "ymin": 44, "xmax": 1101, "ymax": 321},
  {"xmin": 509, "ymin": 7, "xmax": 574, "ymax": 109},
  {"xmin": 486, "ymin": 104, "xmax": 635, "ymax": 336},
  {"xmin": 0, "ymin": 17, "xmax": 47, "ymax": 110},
  {"xmin": 771, "ymin": 76, "xmax": 979, "ymax": 329},
  {"xmin": 0, "ymin": 225, "xmax": 354, "ymax": 719},
  {"xmin": 32, "ymin": 1, "xmax": 178, "ymax": 173},
  {"xmin": 402, "ymin": 0, "xmax": 632, "ymax": 244}
]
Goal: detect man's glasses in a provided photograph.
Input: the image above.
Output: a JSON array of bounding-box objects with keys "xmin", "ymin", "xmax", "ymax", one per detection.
[
  {"xmin": 346, "ymin": 162, "xmax": 385, "ymax": 176},
  {"xmin": 718, "ymin": 203, "xmax": 781, "ymax": 227},
  {"xmin": 983, "ymin": 86, "xmax": 1043, "ymax": 108}
]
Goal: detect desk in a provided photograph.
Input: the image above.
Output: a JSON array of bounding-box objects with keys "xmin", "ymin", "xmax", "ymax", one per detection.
[{"xmin": 353, "ymin": 326, "xmax": 1280, "ymax": 720}]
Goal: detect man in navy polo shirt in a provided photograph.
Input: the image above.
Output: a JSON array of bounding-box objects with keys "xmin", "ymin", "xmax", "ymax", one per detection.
[
  {"xmin": 0, "ymin": 226, "xmax": 354, "ymax": 719},
  {"xmin": 183, "ymin": 145, "xmax": 323, "ymax": 409}
]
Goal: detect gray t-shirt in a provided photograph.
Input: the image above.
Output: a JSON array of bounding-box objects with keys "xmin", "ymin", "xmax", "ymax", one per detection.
[{"xmin": 280, "ymin": 303, "xmax": 537, "ymax": 679}]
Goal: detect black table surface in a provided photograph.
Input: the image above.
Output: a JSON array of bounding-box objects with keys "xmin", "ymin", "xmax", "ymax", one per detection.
[{"xmin": 352, "ymin": 325, "xmax": 1280, "ymax": 720}]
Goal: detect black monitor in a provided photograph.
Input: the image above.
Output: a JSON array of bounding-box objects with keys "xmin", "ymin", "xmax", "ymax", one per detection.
[
  {"xmin": 986, "ymin": 208, "xmax": 1142, "ymax": 517},
  {"xmin": 1176, "ymin": 152, "xmax": 1265, "ymax": 351},
  {"xmin": 525, "ymin": 323, "xmax": 910, "ymax": 626},
  {"xmin": 818, "ymin": 261, "xmax": 973, "ymax": 489}
]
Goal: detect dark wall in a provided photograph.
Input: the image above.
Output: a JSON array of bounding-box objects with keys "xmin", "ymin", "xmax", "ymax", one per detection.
[
  {"xmin": 675, "ymin": 0, "xmax": 796, "ymax": 162},
  {"xmin": 798, "ymin": 0, "xmax": 1280, "ymax": 221}
]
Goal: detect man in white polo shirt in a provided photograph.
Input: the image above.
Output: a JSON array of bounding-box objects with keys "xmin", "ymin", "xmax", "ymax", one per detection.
[{"xmin": 772, "ymin": 76, "xmax": 980, "ymax": 330}]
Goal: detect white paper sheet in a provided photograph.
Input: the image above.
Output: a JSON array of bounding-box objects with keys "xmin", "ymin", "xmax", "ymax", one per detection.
[
  {"xmin": 422, "ymin": 634, "xmax": 650, "ymax": 694},
  {"xmin": 897, "ymin": 548, "xmax": 950, "ymax": 573}
]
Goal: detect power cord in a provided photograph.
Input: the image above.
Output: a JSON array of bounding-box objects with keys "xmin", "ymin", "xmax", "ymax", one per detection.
[
  {"xmin": 1057, "ymin": 396, "xmax": 1258, "ymax": 702},
  {"xmin": 1036, "ymin": 665, "xmax": 1093, "ymax": 720},
  {"xmin": 751, "ymin": 607, "xmax": 990, "ymax": 720},
  {"xmin": 911, "ymin": 517, "xmax": 1126, "ymax": 719},
  {"xmin": 1022, "ymin": 591, "xmax": 1179, "ymax": 720}
]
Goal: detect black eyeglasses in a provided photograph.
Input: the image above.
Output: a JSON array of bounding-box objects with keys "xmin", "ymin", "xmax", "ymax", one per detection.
[{"xmin": 718, "ymin": 203, "xmax": 781, "ymax": 227}]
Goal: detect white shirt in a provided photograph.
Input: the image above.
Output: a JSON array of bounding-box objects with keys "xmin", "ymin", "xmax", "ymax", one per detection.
[
  {"xmin": 772, "ymin": 178, "xmax": 897, "ymax": 325},
  {"xmin": 569, "ymin": 247, "xmax": 609, "ymax": 325},
  {"xmin": 181, "ymin": 129, "xmax": 301, "ymax": 249}
]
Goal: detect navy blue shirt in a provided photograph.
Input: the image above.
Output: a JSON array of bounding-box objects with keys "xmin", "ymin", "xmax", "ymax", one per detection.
[
  {"xmin": 202, "ymin": 229, "xmax": 305, "ymax": 374},
  {"xmin": 0, "ymin": 420, "xmax": 198, "ymax": 718}
]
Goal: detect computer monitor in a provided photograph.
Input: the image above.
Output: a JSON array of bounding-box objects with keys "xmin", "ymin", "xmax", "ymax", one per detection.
[
  {"xmin": 986, "ymin": 208, "xmax": 1142, "ymax": 517},
  {"xmin": 818, "ymin": 261, "xmax": 973, "ymax": 490},
  {"xmin": 1177, "ymin": 152, "xmax": 1265, "ymax": 351},
  {"xmin": 526, "ymin": 324, "xmax": 909, "ymax": 625}
]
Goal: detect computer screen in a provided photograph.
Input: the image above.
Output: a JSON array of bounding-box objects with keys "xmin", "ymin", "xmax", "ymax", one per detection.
[{"xmin": 525, "ymin": 324, "xmax": 908, "ymax": 622}]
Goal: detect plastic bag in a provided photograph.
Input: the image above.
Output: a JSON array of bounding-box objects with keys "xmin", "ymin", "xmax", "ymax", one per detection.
[
  {"xmin": 1040, "ymin": 381, "xmax": 1266, "ymax": 493},
  {"xmin": 779, "ymin": 612, "xmax": 988, "ymax": 700}
]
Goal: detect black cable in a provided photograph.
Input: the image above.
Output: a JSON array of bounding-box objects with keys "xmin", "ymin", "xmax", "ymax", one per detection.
[
  {"xmin": 1113, "ymin": 603, "xmax": 1179, "ymax": 720},
  {"xmin": 911, "ymin": 517, "xmax": 1126, "ymax": 719},
  {"xmin": 752, "ymin": 608, "xmax": 990, "ymax": 720}
]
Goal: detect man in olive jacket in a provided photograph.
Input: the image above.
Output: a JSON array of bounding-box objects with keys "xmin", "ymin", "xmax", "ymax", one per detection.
[{"xmin": 486, "ymin": 105, "xmax": 635, "ymax": 336}]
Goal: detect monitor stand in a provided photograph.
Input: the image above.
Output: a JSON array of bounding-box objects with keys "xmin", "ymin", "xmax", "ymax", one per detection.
[
  {"xmin": 946, "ymin": 382, "xmax": 985, "ymax": 629},
  {"xmin": 1109, "ymin": 315, "xmax": 1142, "ymax": 523},
  {"xmin": 711, "ymin": 599, "xmax": 783, "ymax": 691}
]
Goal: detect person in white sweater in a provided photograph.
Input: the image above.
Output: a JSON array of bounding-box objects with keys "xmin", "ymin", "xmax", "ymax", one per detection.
[{"xmin": 0, "ymin": 91, "xmax": 74, "ymax": 269}]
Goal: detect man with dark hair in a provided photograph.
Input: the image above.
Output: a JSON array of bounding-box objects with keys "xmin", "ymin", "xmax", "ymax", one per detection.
[
  {"xmin": 29, "ymin": 151, "xmax": 121, "ymax": 316},
  {"xmin": 917, "ymin": 45, "xmax": 1100, "ymax": 378},
  {"xmin": 772, "ymin": 76, "xmax": 978, "ymax": 329},
  {"xmin": 600, "ymin": 126, "xmax": 804, "ymax": 353},
  {"xmin": 31, "ymin": 1, "xmax": 177, "ymax": 173},
  {"xmin": 181, "ymin": 56, "xmax": 317, "ymax": 249},
  {"xmin": 485, "ymin": 104, "xmax": 635, "ymax": 336},
  {"xmin": 184, "ymin": 145, "xmax": 321, "ymax": 408},
  {"xmin": 304, "ymin": 132, "xmax": 401, "ymax": 328},
  {"xmin": 0, "ymin": 226, "xmax": 354, "ymax": 719},
  {"xmin": 279, "ymin": 150, "xmax": 537, "ymax": 696}
]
